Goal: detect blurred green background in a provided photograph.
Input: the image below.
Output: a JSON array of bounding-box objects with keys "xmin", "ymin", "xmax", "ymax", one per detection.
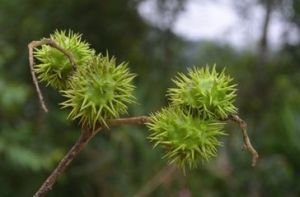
[{"xmin": 0, "ymin": 0, "xmax": 299, "ymax": 196}]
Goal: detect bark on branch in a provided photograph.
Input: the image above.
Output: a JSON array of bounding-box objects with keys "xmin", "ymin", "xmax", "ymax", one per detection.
[
  {"xmin": 33, "ymin": 127, "xmax": 100, "ymax": 197},
  {"xmin": 33, "ymin": 116, "xmax": 150, "ymax": 197}
]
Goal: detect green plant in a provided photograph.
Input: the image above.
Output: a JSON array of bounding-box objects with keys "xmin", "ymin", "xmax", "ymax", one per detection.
[
  {"xmin": 147, "ymin": 107, "xmax": 226, "ymax": 170},
  {"xmin": 34, "ymin": 30, "xmax": 94, "ymax": 90},
  {"xmin": 61, "ymin": 54, "xmax": 136, "ymax": 128},
  {"xmin": 168, "ymin": 66, "xmax": 237, "ymax": 119},
  {"xmin": 28, "ymin": 30, "xmax": 258, "ymax": 197}
]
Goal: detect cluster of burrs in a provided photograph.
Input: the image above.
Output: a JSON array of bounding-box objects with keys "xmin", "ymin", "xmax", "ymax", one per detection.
[
  {"xmin": 33, "ymin": 30, "xmax": 238, "ymax": 170},
  {"xmin": 34, "ymin": 30, "xmax": 136, "ymax": 129},
  {"xmin": 147, "ymin": 66, "xmax": 237, "ymax": 170}
]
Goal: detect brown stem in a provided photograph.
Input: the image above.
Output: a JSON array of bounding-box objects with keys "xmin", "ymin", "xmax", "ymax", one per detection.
[
  {"xmin": 33, "ymin": 127, "xmax": 101, "ymax": 197},
  {"xmin": 33, "ymin": 116, "xmax": 150, "ymax": 197},
  {"xmin": 33, "ymin": 114, "xmax": 258, "ymax": 196},
  {"xmin": 228, "ymin": 114, "xmax": 259, "ymax": 167},
  {"xmin": 106, "ymin": 116, "xmax": 151, "ymax": 127},
  {"xmin": 28, "ymin": 38, "xmax": 77, "ymax": 113}
]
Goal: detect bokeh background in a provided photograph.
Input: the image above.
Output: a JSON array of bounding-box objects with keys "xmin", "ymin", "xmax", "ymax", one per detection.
[{"xmin": 0, "ymin": 0, "xmax": 300, "ymax": 196}]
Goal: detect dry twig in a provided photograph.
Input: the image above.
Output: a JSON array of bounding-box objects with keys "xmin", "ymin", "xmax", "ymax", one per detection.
[
  {"xmin": 28, "ymin": 38, "xmax": 77, "ymax": 113},
  {"xmin": 228, "ymin": 114, "xmax": 259, "ymax": 167},
  {"xmin": 33, "ymin": 116, "xmax": 151, "ymax": 197},
  {"xmin": 33, "ymin": 127, "xmax": 100, "ymax": 197}
]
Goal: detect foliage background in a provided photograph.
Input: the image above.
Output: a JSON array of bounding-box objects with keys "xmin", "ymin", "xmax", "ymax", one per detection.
[{"xmin": 0, "ymin": 0, "xmax": 299, "ymax": 196}]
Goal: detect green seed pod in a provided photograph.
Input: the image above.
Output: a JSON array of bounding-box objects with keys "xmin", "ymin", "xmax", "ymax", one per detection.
[
  {"xmin": 60, "ymin": 54, "xmax": 136, "ymax": 128},
  {"xmin": 147, "ymin": 107, "xmax": 226, "ymax": 170},
  {"xmin": 34, "ymin": 30, "xmax": 95, "ymax": 90},
  {"xmin": 168, "ymin": 66, "xmax": 237, "ymax": 119}
]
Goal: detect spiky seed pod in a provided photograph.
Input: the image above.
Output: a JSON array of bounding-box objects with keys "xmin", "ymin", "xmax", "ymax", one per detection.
[
  {"xmin": 60, "ymin": 54, "xmax": 136, "ymax": 128},
  {"xmin": 168, "ymin": 66, "xmax": 237, "ymax": 119},
  {"xmin": 147, "ymin": 107, "xmax": 226, "ymax": 170},
  {"xmin": 34, "ymin": 30, "xmax": 95, "ymax": 90}
]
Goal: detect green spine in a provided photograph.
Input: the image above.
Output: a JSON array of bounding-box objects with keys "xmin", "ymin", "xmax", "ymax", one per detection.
[
  {"xmin": 34, "ymin": 30, "xmax": 94, "ymax": 90},
  {"xmin": 147, "ymin": 107, "xmax": 226, "ymax": 170},
  {"xmin": 60, "ymin": 54, "xmax": 136, "ymax": 128},
  {"xmin": 168, "ymin": 65, "xmax": 237, "ymax": 119}
]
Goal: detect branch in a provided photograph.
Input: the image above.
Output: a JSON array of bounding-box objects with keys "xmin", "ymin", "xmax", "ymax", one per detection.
[
  {"xmin": 33, "ymin": 116, "xmax": 150, "ymax": 197},
  {"xmin": 134, "ymin": 164, "xmax": 177, "ymax": 197},
  {"xmin": 33, "ymin": 127, "xmax": 101, "ymax": 197},
  {"xmin": 28, "ymin": 39, "xmax": 77, "ymax": 113},
  {"xmin": 228, "ymin": 114, "xmax": 259, "ymax": 167},
  {"xmin": 33, "ymin": 114, "xmax": 258, "ymax": 196},
  {"xmin": 106, "ymin": 116, "xmax": 151, "ymax": 127}
]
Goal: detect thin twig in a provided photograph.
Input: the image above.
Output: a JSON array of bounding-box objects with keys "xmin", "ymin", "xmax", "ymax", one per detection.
[
  {"xmin": 28, "ymin": 38, "xmax": 77, "ymax": 113},
  {"xmin": 106, "ymin": 116, "xmax": 151, "ymax": 127},
  {"xmin": 228, "ymin": 114, "xmax": 259, "ymax": 167},
  {"xmin": 134, "ymin": 164, "xmax": 177, "ymax": 197},
  {"xmin": 28, "ymin": 41, "xmax": 48, "ymax": 113},
  {"xmin": 33, "ymin": 116, "xmax": 151, "ymax": 197},
  {"xmin": 33, "ymin": 127, "xmax": 101, "ymax": 197}
]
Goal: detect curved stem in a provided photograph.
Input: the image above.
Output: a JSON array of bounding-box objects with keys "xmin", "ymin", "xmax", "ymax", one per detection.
[
  {"xmin": 228, "ymin": 114, "xmax": 259, "ymax": 167},
  {"xmin": 28, "ymin": 39, "xmax": 77, "ymax": 113}
]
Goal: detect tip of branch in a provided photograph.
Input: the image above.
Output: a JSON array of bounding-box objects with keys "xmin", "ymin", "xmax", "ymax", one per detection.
[
  {"xmin": 228, "ymin": 114, "xmax": 259, "ymax": 168},
  {"xmin": 42, "ymin": 105, "xmax": 49, "ymax": 113}
]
